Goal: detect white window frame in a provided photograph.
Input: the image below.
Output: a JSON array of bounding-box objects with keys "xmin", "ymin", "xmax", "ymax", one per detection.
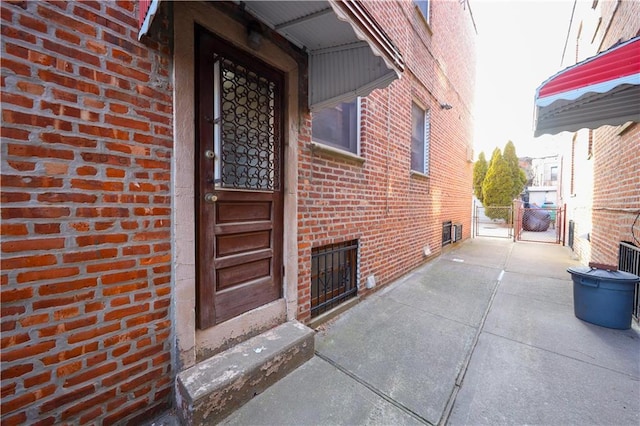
[
  {"xmin": 311, "ymin": 98, "xmax": 362, "ymax": 156},
  {"xmin": 411, "ymin": 102, "xmax": 430, "ymax": 175},
  {"xmin": 414, "ymin": 0, "xmax": 430, "ymax": 23}
]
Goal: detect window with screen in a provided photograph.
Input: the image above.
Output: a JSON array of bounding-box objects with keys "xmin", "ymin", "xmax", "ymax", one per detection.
[
  {"xmin": 312, "ymin": 99, "xmax": 360, "ymax": 155},
  {"xmin": 411, "ymin": 102, "xmax": 430, "ymax": 175}
]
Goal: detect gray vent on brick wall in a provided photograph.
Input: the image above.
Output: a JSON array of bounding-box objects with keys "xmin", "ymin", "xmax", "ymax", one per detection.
[
  {"xmin": 442, "ymin": 221, "xmax": 452, "ymax": 246},
  {"xmin": 453, "ymin": 223, "xmax": 462, "ymax": 242}
]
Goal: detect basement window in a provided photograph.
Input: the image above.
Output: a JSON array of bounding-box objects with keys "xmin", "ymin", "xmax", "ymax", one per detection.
[
  {"xmin": 442, "ymin": 221, "xmax": 452, "ymax": 246},
  {"xmin": 311, "ymin": 240, "xmax": 358, "ymax": 317}
]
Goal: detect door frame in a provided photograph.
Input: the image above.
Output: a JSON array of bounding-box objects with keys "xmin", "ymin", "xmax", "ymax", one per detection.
[
  {"xmin": 173, "ymin": 3, "xmax": 300, "ymax": 368},
  {"xmin": 194, "ymin": 26, "xmax": 285, "ymax": 329}
]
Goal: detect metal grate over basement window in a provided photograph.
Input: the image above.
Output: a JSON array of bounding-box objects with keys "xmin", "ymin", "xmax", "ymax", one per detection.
[
  {"xmin": 443, "ymin": 222, "xmax": 463, "ymax": 246},
  {"xmin": 618, "ymin": 242, "xmax": 640, "ymax": 322},
  {"xmin": 311, "ymin": 240, "xmax": 358, "ymax": 318},
  {"xmin": 442, "ymin": 221, "xmax": 452, "ymax": 246}
]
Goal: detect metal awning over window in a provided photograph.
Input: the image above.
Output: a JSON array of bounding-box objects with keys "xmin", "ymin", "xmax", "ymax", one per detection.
[
  {"xmin": 139, "ymin": 1, "xmax": 404, "ymax": 111},
  {"xmin": 533, "ymin": 36, "xmax": 640, "ymax": 137},
  {"xmin": 242, "ymin": 0, "xmax": 405, "ymax": 111}
]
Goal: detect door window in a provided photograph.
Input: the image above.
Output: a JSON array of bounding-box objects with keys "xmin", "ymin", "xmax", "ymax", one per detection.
[
  {"xmin": 196, "ymin": 27, "xmax": 284, "ymax": 328},
  {"xmin": 215, "ymin": 56, "xmax": 280, "ymax": 191}
]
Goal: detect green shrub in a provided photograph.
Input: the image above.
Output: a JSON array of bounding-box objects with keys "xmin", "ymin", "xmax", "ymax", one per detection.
[
  {"xmin": 503, "ymin": 141, "xmax": 527, "ymax": 199},
  {"xmin": 483, "ymin": 148, "xmax": 513, "ymax": 221},
  {"xmin": 473, "ymin": 151, "xmax": 488, "ymax": 202}
]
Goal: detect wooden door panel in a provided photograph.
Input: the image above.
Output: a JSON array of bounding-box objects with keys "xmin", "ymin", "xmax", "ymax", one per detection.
[
  {"xmin": 214, "ymin": 221, "xmax": 272, "ymax": 235},
  {"xmin": 215, "ymin": 277, "xmax": 280, "ymax": 323},
  {"xmin": 216, "ymin": 201, "xmax": 272, "ymax": 223},
  {"xmin": 216, "ymin": 231, "xmax": 271, "ymax": 257},
  {"xmin": 216, "ymin": 259, "xmax": 271, "ymax": 290},
  {"xmin": 195, "ymin": 26, "xmax": 284, "ymax": 329},
  {"xmin": 213, "ymin": 248, "xmax": 273, "ymax": 270}
]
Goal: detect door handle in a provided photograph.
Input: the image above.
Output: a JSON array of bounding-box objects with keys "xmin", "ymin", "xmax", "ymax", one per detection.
[{"xmin": 204, "ymin": 193, "xmax": 217, "ymax": 204}]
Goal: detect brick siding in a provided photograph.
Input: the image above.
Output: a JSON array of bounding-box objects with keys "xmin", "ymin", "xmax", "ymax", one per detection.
[
  {"xmin": 1, "ymin": 0, "xmax": 478, "ymax": 421},
  {"xmin": 296, "ymin": 1, "xmax": 476, "ymax": 322},
  {"xmin": 589, "ymin": 0, "xmax": 640, "ymax": 266},
  {"xmin": 1, "ymin": 1, "xmax": 173, "ymax": 424},
  {"xmin": 592, "ymin": 123, "xmax": 640, "ymax": 265}
]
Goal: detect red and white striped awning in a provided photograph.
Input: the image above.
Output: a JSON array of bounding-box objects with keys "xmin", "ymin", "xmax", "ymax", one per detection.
[
  {"xmin": 138, "ymin": 0, "xmax": 160, "ymax": 40},
  {"xmin": 534, "ymin": 36, "xmax": 640, "ymax": 137}
]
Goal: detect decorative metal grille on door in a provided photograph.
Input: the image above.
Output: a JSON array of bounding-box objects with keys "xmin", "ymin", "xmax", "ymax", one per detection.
[
  {"xmin": 196, "ymin": 25, "xmax": 284, "ymax": 328},
  {"xmin": 214, "ymin": 55, "xmax": 280, "ymax": 191}
]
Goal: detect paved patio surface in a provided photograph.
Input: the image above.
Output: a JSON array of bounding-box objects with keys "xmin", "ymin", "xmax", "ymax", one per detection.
[{"xmin": 156, "ymin": 237, "xmax": 640, "ymax": 425}]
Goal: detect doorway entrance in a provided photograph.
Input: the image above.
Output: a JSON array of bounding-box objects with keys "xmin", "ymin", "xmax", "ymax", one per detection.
[{"xmin": 195, "ymin": 27, "xmax": 284, "ymax": 329}]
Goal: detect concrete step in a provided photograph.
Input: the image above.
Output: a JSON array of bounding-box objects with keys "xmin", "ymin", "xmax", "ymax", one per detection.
[{"xmin": 176, "ymin": 320, "xmax": 314, "ymax": 425}]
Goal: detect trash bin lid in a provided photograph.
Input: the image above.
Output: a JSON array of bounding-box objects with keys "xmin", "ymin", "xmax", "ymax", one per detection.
[{"xmin": 567, "ymin": 266, "xmax": 640, "ymax": 283}]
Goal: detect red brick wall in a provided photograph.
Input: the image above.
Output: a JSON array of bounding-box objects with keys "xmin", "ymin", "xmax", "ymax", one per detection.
[
  {"xmin": 1, "ymin": 1, "xmax": 173, "ymax": 424},
  {"xmin": 1, "ymin": 0, "xmax": 480, "ymax": 417},
  {"xmin": 592, "ymin": 123, "xmax": 640, "ymax": 265},
  {"xmin": 296, "ymin": 1, "xmax": 476, "ymax": 322},
  {"xmin": 589, "ymin": 0, "xmax": 640, "ymax": 266}
]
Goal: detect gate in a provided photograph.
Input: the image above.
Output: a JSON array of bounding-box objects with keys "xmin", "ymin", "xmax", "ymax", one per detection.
[
  {"xmin": 618, "ymin": 242, "xmax": 640, "ymax": 322},
  {"xmin": 514, "ymin": 201, "xmax": 563, "ymax": 244},
  {"xmin": 473, "ymin": 201, "xmax": 513, "ymax": 239}
]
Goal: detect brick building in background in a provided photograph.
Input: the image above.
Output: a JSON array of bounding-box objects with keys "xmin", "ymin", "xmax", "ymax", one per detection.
[
  {"xmin": 535, "ymin": 0, "xmax": 639, "ymax": 269},
  {"xmin": 1, "ymin": 1, "xmax": 477, "ymax": 424},
  {"xmin": 580, "ymin": 0, "xmax": 639, "ymax": 268}
]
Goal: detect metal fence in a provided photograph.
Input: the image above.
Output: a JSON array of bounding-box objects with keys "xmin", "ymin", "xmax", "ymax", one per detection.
[
  {"xmin": 473, "ymin": 202, "xmax": 513, "ymax": 239},
  {"xmin": 618, "ymin": 242, "xmax": 640, "ymax": 322},
  {"xmin": 473, "ymin": 201, "xmax": 565, "ymax": 245},
  {"xmin": 514, "ymin": 204, "xmax": 563, "ymax": 244}
]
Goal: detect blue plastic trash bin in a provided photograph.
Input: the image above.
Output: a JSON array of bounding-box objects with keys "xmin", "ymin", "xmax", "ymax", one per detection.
[{"xmin": 567, "ymin": 266, "xmax": 640, "ymax": 329}]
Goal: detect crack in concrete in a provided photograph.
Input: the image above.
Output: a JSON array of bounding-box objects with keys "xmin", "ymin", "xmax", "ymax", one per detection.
[
  {"xmin": 314, "ymin": 351, "xmax": 435, "ymax": 425},
  {"xmin": 439, "ymin": 242, "xmax": 514, "ymax": 426}
]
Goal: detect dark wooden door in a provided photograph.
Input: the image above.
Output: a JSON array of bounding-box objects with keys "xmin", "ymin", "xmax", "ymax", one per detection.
[{"xmin": 195, "ymin": 27, "xmax": 284, "ymax": 329}]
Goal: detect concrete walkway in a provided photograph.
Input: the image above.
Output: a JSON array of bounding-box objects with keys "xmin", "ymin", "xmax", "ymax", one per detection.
[{"xmin": 219, "ymin": 238, "xmax": 640, "ymax": 425}]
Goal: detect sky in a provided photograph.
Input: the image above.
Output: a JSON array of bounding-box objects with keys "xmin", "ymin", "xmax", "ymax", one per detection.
[{"xmin": 471, "ymin": 0, "xmax": 577, "ymax": 159}]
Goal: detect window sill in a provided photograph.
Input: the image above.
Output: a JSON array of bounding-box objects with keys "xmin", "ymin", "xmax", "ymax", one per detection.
[
  {"xmin": 410, "ymin": 170, "xmax": 430, "ymax": 179},
  {"xmin": 310, "ymin": 141, "xmax": 365, "ymax": 164},
  {"xmin": 616, "ymin": 121, "xmax": 634, "ymax": 136},
  {"xmin": 415, "ymin": 5, "xmax": 433, "ymax": 35}
]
